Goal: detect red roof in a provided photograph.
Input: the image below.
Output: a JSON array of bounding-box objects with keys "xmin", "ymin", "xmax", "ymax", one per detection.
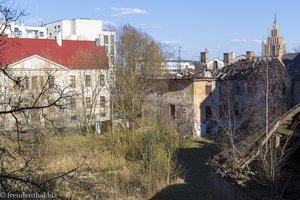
[{"xmin": 0, "ymin": 38, "xmax": 109, "ymax": 69}]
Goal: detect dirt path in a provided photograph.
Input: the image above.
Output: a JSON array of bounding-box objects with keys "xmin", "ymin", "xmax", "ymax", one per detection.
[{"xmin": 151, "ymin": 140, "xmax": 220, "ymax": 200}]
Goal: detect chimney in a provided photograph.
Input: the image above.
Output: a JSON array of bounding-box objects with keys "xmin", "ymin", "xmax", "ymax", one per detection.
[
  {"xmin": 223, "ymin": 52, "xmax": 234, "ymax": 66},
  {"xmin": 200, "ymin": 50, "xmax": 208, "ymax": 65},
  {"xmin": 56, "ymin": 32, "xmax": 62, "ymax": 46},
  {"xmin": 246, "ymin": 51, "xmax": 254, "ymax": 60}
]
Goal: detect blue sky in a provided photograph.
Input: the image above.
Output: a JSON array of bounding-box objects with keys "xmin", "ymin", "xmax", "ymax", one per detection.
[{"xmin": 14, "ymin": 0, "xmax": 300, "ymax": 60}]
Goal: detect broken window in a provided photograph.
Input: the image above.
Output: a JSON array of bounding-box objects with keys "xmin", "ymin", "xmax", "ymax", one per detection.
[
  {"xmin": 71, "ymin": 115, "xmax": 77, "ymax": 121},
  {"xmin": 205, "ymin": 83, "xmax": 212, "ymax": 95},
  {"xmin": 205, "ymin": 106, "xmax": 212, "ymax": 120},
  {"xmin": 235, "ymin": 85, "xmax": 241, "ymax": 95},
  {"xmin": 282, "ymin": 84, "xmax": 286, "ymax": 96},
  {"xmin": 234, "ymin": 102, "xmax": 239, "ymax": 117},
  {"xmin": 220, "ymin": 105, "xmax": 227, "ymax": 119},
  {"xmin": 170, "ymin": 104, "xmax": 176, "ymax": 119}
]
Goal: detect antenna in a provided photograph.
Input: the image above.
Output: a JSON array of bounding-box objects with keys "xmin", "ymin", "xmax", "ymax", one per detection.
[{"xmin": 178, "ymin": 45, "xmax": 182, "ymax": 61}]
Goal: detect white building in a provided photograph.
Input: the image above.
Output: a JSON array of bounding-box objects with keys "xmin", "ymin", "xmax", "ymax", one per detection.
[
  {"xmin": 0, "ymin": 37, "xmax": 111, "ymax": 134},
  {"xmin": 45, "ymin": 19, "xmax": 115, "ymax": 57},
  {"xmin": 45, "ymin": 18, "xmax": 116, "ymax": 84},
  {"xmin": 2, "ymin": 20, "xmax": 47, "ymax": 39},
  {"xmin": 163, "ymin": 60, "xmax": 195, "ymax": 75}
]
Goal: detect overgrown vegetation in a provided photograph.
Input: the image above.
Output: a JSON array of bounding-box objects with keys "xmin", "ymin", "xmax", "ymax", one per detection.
[{"xmin": 1, "ymin": 115, "xmax": 191, "ymax": 199}]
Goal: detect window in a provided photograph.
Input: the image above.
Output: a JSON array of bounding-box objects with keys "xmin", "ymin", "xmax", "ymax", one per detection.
[
  {"xmin": 49, "ymin": 33, "xmax": 52, "ymax": 38},
  {"xmin": 31, "ymin": 76, "xmax": 38, "ymax": 90},
  {"xmin": 100, "ymin": 75, "xmax": 105, "ymax": 86},
  {"xmin": 110, "ymin": 35, "xmax": 115, "ymax": 44},
  {"xmin": 100, "ymin": 96, "xmax": 105, "ymax": 108},
  {"xmin": 85, "ymin": 75, "xmax": 91, "ymax": 87},
  {"xmin": 205, "ymin": 83, "xmax": 212, "ymax": 95},
  {"xmin": 234, "ymin": 102, "xmax": 239, "ymax": 117},
  {"xmin": 71, "ymin": 98, "xmax": 76, "ymax": 110},
  {"xmin": 24, "ymin": 77, "xmax": 29, "ymax": 90},
  {"xmin": 105, "ymin": 46, "xmax": 108, "ymax": 54},
  {"xmin": 71, "ymin": 115, "xmax": 77, "ymax": 121},
  {"xmin": 54, "ymin": 26, "xmax": 57, "ymax": 32},
  {"xmin": 13, "ymin": 76, "xmax": 21, "ymax": 91},
  {"xmin": 282, "ymin": 84, "xmax": 286, "ymax": 96},
  {"xmin": 110, "ymin": 46, "xmax": 115, "ymax": 55},
  {"xmin": 57, "ymin": 25, "xmax": 60, "ymax": 31},
  {"xmin": 170, "ymin": 104, "xmax": 176, "ymax": 119},
  {"xmin": 235, "ymin": 85, "xmax": 241, "ymax": 95},
  {"xmin": 70, "ymin": 75, "xmax": 76, "ymax": 88},
  {"xmin": 213, "ymin": 61, "xmax": 218, "ymax": 69},
  {"xmin": 39, "ymin": 32, "xmax": 44, "ymax": 37},
  {"xmin": 49, "ymin": 76, "xmax": 55, "ymax": 87},
  {"xmin": 104, "ymin": 35, "xmax": 109, "ymax": 44},
  {"xmin": 220, "ymin": 105, "xmax": 227, "ymax": 119},
  {"xmin": 101, "ymin": 112, "xmax": 106, "ymax": 117},
  {"xmin": 205, "ymin": 106, "xmax": 212, "ymax": 120},
  {"xmin": 86, "ymin": 97, "xmax": 91, "ymax": 108},
  {"xmin": 39, "ymin": 76, "xmax": 44, "ymax": 88}
]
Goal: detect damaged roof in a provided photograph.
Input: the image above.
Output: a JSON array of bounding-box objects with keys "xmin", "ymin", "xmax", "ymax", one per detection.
[
  {"xmin": 283, "ymin": 53, "xmax": 300, "ymax": 79},
  {"xmin": 214, "ymin": 57, "xmax": 284, "ymax": 80}
]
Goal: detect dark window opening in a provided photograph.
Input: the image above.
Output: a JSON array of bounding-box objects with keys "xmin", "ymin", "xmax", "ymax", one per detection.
[
  {"xmin": 170, "ymin": 104, "xmax": 176, "ymax": 119},
  {"xmin": 205, "ymin": 106, "xmax": 212, "ymax": 120}
]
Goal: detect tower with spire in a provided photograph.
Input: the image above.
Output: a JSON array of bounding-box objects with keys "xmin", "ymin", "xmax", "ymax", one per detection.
[{"xmin": 263, "ymin": 14, "xmax": 286, "ymax": 59}]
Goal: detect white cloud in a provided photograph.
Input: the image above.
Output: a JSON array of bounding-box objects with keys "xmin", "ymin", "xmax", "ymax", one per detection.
[
  {"xmin": 161, "ymin": 41, "xmax": 181, "ymax": 45},
  {"xmin": 252, "ymin": 39, "xmax": 263, "ymax": 44},
  {"xmin": 112, "ymin": 8, "xmax": 148, "ymax": 16},
  {"xmin": 230, "ymin": 38, "xmax": 248, "ymax": 43}
]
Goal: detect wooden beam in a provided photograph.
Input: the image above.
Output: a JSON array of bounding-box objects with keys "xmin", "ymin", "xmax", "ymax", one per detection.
[{"xmin": 277, "ymin": 127, "xmax": 294, "ymax": 135}]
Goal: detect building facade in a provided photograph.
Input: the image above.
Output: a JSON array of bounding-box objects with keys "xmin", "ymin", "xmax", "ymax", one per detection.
[
  {"xmin": 0, "ymin": 38, "xmax": 110, "ymax": 134},
  {"xmin": 143, "ymin": 76, "xmax": 219, "ymax": 137}
]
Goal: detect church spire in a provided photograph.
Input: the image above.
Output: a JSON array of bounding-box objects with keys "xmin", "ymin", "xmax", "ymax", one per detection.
[{"xmin": 274, "ymin": 13, "xmax": 277, "ymax": 24}]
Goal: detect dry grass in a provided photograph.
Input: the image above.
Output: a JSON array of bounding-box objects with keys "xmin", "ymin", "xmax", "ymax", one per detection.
[{"xmin": 39, "ymin": 135, "xmax": 128, "ymax": 174}]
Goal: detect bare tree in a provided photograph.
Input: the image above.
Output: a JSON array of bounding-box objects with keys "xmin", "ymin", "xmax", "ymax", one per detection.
[
  {"xmin": 113, "ymin": 24, "xmax": 165, "ymax": 129},
  {"xmin": 0, "ymin": 2, "xmax": 82, "ymax": 196}
]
